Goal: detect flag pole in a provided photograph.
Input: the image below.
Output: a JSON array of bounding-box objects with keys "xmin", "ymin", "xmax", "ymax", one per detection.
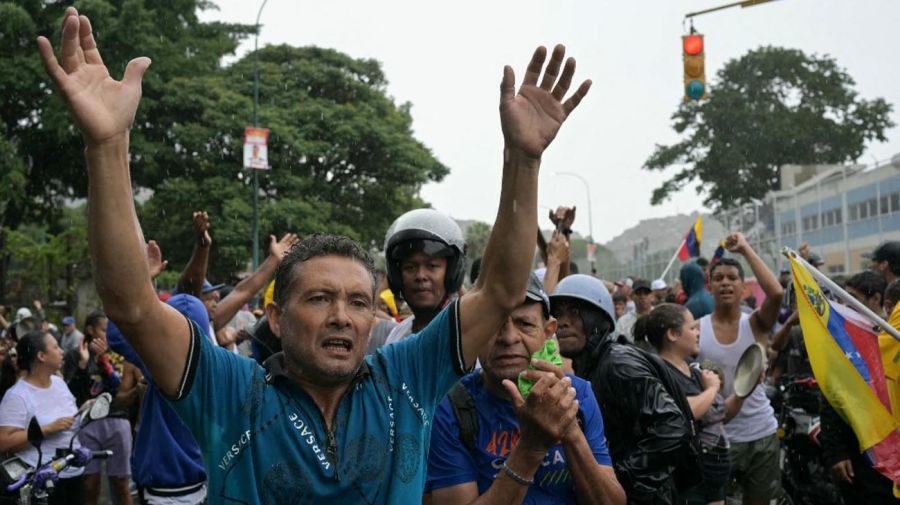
[
  {"xmin": 660, "ymin": 238, "xmax": 687, "ymax": 280},
  {"xmin": 782, "ymin": 247, "xmax": 900, "ymax": 343}
]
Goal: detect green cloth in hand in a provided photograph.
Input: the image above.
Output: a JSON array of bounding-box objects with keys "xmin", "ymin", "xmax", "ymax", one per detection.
[{"xmin": 517, "ymin": 339, "xmax": 563, "ymax": 398}]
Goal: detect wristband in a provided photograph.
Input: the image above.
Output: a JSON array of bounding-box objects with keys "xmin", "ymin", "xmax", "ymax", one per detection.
[{"xmin": 501, "ymin": 461, "xmax": 533, "ymax": 486}]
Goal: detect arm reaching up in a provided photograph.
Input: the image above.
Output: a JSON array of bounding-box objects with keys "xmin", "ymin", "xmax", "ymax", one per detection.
[
  {"xmin": 177, "ymin": 211, "xmax": 213, "ymax": 297},
  {"xmin": 213, "ymin": 233, "xmax": 299, "ymax": 331},
  {"xmin": 37, "ymin": 8, "xmax": 190, "ymax": 397},
  {"xmin": 724, "ymin": 232, "xmax": 784, "ymax": 338},
  {"xmin": 458, "ymin": 44, "xmax": 591, "ymax": 368}
]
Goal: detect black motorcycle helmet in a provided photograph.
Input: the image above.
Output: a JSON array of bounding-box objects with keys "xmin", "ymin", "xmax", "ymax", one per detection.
[{"xmin": 384, "ymin": 209, "xmax": 467, "ymax": 301}]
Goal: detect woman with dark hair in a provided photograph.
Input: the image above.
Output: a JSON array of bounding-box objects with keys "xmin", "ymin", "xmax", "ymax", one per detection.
[
  {"xmin": 635, "ymin": 304, "xmax": 744, "ymax": 505},
  {"xmin": 0, "ymin": 330, "xmax": 85, "ymax": 505}
]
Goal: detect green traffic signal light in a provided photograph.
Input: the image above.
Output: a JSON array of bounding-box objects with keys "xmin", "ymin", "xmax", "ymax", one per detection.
[{"xmin": 686, "ymin": 80, "xmax": 705, "ymax": 100}]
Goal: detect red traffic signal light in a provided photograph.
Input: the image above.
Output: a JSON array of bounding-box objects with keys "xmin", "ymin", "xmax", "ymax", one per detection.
[
  {"xmin": 682, "ymin": 33, "xmax": 707, "ymax": 101},
  {"xmin": 683, "ymin": 34, "xmax": 704, "ymax": 56}
]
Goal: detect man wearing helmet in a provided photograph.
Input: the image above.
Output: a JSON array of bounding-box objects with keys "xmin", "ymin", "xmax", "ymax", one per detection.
[
  {"xmin": 550, "ymin": 274, "xmax": 697, "ymax": 505},
  {"xmin": 43, "ymin": 12, "xmax": 593, "ymax": 502},
  {"xmin": 383, "ymin": 208, "xmax": 467, "ymax": 345}
]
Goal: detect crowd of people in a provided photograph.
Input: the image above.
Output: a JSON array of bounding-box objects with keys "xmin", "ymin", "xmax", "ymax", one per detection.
[{"xmin": 1, "ymin": 6, "xmax": 900, "ymax": 505}]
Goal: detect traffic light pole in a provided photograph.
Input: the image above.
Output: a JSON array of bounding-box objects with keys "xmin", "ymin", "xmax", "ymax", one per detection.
[{"xmin": 685, "ymin": 0, "xmax": 779, "ymax": 19}]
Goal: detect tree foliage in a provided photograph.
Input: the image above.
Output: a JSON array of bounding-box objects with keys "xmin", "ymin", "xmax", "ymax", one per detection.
[
  {"xmin": 465, "ymin": 222, "xmax": 492, "ymax": 261},
  {"xmin": 3, "ymin": 207, "xmax": 90, "ymax": 308},
  {"xmin": 644, "ymin": 46, "xmax": 894, "ymax": 210},
  {"xmin": 1, "ymin": 1, "xmax": 448, "ymax": 294}
]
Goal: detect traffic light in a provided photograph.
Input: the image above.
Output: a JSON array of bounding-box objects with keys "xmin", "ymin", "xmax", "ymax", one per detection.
[{"xmin": 682, "ymin": 33, "xmax": 706, "ymax": 101}]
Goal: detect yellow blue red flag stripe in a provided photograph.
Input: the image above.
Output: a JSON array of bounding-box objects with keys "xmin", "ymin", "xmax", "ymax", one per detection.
[
  {"xmin": 790, "ymin": 255, "xmax": 900, "ymax": 484},
  {"xmin": 678, "ymin": 216, "xmax": 702, "ymax": 261}
]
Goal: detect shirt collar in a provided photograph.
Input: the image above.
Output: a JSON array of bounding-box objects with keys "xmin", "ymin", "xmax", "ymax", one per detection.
[{"xmin": 263, "ymin": 352, "xmax": 370, "ymax": 386}]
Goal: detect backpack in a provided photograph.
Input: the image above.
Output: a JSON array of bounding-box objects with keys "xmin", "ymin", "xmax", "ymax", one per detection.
[{"xmin": 447, "ymin": 381, "xmax": 585, "ymax": 455}]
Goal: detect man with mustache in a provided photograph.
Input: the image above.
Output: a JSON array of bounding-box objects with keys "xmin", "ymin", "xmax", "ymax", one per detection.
[
  {"xmin": 36, "ymin": 8, "xmax": 591, "ymax": 502},
  {"xmin": 426, "ymin": 274, "xmax": 624, "ymax": 504}
]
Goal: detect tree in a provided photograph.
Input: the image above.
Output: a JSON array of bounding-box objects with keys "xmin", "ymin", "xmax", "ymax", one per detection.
[
  {"xmin": 644, "ymin": 46, "xmax": 894, "ymax": 210},
  {"xmin": 1, "ymin": 0, "xmax": 254, "ymax": 298},
  {"xmin": 465, "ymin": 222, "xmax": 492, "ymax": 261},
  {"xmin": 2, "ymin": 1, "xmax": 448, "ymax": 288},
  {"xmin": 139, "ymin": 44, "xmax": 449, "ymax": 280},
  {"xmin": 3, "ymin": 207, "xmax": 90, "ymax": 310}
]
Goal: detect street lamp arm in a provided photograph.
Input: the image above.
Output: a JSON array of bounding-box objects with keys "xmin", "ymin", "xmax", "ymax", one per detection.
[{"xmin": 255, "ymin": 0, "xmax": 270, "ymax": 27}]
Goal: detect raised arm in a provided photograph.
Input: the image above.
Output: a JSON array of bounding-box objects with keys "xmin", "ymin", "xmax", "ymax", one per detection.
[
  {"xmin": 37, "ymin": 8, "xmax": 189, "ymax": 397},
  {"xmin": 458, "ymin": 45, "xmax": 591, "ymax": 367},
  {"xmin": 177, "ymin": 211, "xmax": 213, "ymax": 297},
  {"xmin": 213, "ymin": 233, "xmax": 298, "ymax": 331},
  {"xmin": 542, "ymin": 230, "xmax": 570, "ymax": 296},
  {"xmin": 724, "ymin": 233, "xmax": 784, "ymax": 338}
]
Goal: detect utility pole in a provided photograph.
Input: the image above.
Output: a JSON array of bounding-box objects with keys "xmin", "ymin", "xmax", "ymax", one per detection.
[{"xmin": 251, "ymin": 0, "xmax": 269, "ymax": 273}]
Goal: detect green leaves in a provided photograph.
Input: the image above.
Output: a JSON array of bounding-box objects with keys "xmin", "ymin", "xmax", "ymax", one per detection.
[
  {"xmin": 644, "ymin": 46, "xmax": 894, "ymax": 211},
  {"xmin": 2, "ymin": 0, "xmax": 447, "ymax": 297}
]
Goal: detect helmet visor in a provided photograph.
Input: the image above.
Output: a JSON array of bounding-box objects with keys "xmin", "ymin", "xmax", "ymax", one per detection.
[{"xmin": 389, "ymin": 239, "xmax": 454, "ymax": 261}]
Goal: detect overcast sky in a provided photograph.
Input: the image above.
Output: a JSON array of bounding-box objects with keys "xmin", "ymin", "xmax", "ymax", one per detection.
[{"xmin": 201, "ymin": 0, "xmax": 900, "ymax": 243}]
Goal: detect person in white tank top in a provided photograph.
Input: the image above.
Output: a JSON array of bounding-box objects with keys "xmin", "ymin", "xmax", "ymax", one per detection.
[{"xmin": 697, "ymin": 232, "xmax": 784, "ymax": 505}]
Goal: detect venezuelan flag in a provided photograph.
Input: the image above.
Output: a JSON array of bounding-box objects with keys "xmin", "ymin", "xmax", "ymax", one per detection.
[
  {"xmin": 709, "ymin": 240, "xmax": 726, "ymax": 267},
  {"xmin": 790, "ymin": 256, "xmax": 900, "ymax": 484},
  {"xmin": 677, "ymin": 216, "xmax": 702, "ymax": 261}
]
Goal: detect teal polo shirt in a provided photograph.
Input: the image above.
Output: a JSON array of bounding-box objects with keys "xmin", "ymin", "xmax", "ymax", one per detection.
[{"xmin": 170, "ymin": 301, "xmax": 468, "ymax": 504}]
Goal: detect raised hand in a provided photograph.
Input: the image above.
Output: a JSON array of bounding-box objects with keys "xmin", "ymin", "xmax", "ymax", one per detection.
[
  {"xmin": 37, "ymin": 7, "xmax": 150, "ymax": 147},
  {"xmin": 547, "ymin": 231, "xmax": 570, "ymax": 264},
  {"xmin": 77, "ymin": 337, "xmax": 91, "ymax": 369},
  {"xmin": 500, "ymin": 44, "xmax": 592, "ymax": 160},
  {"xmin": 192, "ymin": 211, "xmax": 212, "ymax": 247},
  {"xmin": 147, "ymin": 240, "xmax": 168, "ymax": 279},
  {"xmin": 269, "ymin": 233, "xmax": 300, "ymax": 261},
  {"xmin": 549, "ymin": 206, "xmax": 577, "ymax": 232},
  {"xmin": 724, "ymin": 232, "xmax": 750, "ymax": 255}
]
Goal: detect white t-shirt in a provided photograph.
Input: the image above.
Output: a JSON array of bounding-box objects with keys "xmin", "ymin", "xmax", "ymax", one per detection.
[
  {"xmin": 698, "ymin": 313, "xmax": 777, "ymax": 443},
  {"xmin": 615, "ymin": 311, "xmax": 638, "ymax": 344},
  {"xmin": 0, "ymin": 375, "xmax": 84, "ymax": 478},
  {"xmin": 383, "ymin": 316, "xmax": 415, "ymax": 346}
]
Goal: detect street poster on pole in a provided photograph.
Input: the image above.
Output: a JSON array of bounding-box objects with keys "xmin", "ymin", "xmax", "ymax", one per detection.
[{"xmin": 243, "ymin": 127, "xmax": 270, "ymax": 170}]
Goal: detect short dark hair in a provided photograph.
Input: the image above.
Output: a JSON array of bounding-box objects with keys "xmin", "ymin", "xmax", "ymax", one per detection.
[
  {"xmin": 612, "ymin": 293, "xmax": 628, "ymax": 304},
  {"xmin": 710, "ymin": 257, "xmax": 744, "ymax": 280},
  {"xmin": 885, "ymin": 280, "xmax": 900, "ymax": 307},
  {"xmin": 695, "ymin": 257, "xmax": 709, "ymax": 268},
  {"xmin": 846, "ymin": 270, "xmax": 887, "ymax": 301},
  {"xmin": 634, "ymin": 303, "xmax": 690, "ymax": 352},
  {"xmin": 273, "ymin": 234, "xmax": 376, "ymax": 307},
  {"xmin": 16, "ymin": 330, "xmax": 50, "ymax": 373}
]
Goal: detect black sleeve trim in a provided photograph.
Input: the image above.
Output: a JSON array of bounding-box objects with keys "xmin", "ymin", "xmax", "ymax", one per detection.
[
  {"xmin": 172, "ymin": 316, "xmax": 201, "ymax": 401},
  {"xmin": 448, "ymin": 300, "xmax": 472, "ymax": 376}
]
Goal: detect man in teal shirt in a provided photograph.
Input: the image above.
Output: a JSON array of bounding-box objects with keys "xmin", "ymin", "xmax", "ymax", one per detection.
[{"xmin": 37, "ymin": 8, "xmax": 592, "ymax": 503}]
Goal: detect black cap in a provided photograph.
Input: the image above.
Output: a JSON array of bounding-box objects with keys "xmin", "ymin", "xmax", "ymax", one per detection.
[
  {"xmin": 524, "ymin": 273, "xmax": 551, "ymax": 317},
  {"xmin": 863, "ymin": 241, "xmax": 900, "ymax": 264},
  {"xmin": 631, "ymin": 278, "xmax": 652, "ymax": 293}
]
